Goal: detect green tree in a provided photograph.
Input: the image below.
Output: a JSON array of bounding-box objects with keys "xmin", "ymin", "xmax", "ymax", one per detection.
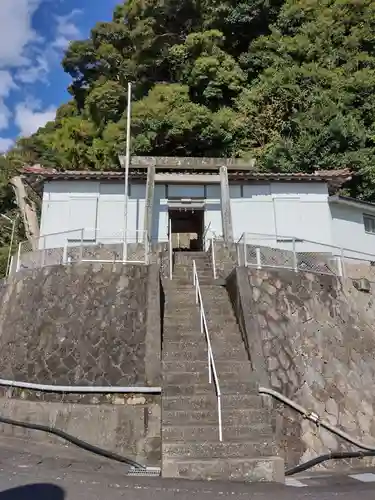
[{"xmin": 7, "ymin": 0, "xmax": 375, "ymax": 200}]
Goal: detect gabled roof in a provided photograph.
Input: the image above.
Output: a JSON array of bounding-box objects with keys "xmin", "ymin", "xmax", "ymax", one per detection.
[{"xmin": 21, "ymin": 165, "xmax": 352, "ymax": 187}]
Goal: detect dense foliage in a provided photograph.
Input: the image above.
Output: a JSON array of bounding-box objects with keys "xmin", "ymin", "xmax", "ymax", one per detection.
[{"xmin": 2, "ymin": 0, "xmax": 375, "ymax": 270}]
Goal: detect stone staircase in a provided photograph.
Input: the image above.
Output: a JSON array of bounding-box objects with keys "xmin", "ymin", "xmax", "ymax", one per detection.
[{"xmin": 161, "ymin": 251, "xmax": 283, "ymax": 482}]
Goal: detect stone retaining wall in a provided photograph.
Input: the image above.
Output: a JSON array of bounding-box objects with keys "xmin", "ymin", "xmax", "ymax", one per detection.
[
  {"xmin": 0, "ymin": 262, "xmax": 163, "ymax": 466},
  {"xmin": 0, "ymin": 263, "xmax": 162, "ymax": 387},
  {"xmin": 227, "ymin": 267, "xmax": 375, "ymax": 471}
]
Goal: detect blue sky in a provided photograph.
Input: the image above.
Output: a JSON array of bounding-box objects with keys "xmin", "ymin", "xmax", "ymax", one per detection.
[{"xmin": 0, "ymin": 0, "xmax": 121, "ymax": 152}]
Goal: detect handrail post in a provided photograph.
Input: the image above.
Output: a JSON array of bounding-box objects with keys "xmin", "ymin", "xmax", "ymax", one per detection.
[
  {"xmin": 80, "ymin": 229, "xmax": 84, "ymax": 262},
  {"xmin": 169, "ymin": 219, "xmax": 173, "ymax": 280},
  {"xmin": 63, "ymin": 242, "xmax": 68, "ymax": 265},
  {"xmin": 292, "ymin": 237, "xmax": 298, "ymax": 272},
  {"xmin": 244, "ymin": 233, "xmax": 247, "ymax": 266},
  {"xmin": 40, "ymin": 235, "xmax": 46, "ymax": 267},
  {"xmin": 340, "ymin": 247, "xmax": 345, "ymax": 278},
  {"xmin": 218, "ymin": 394, "xmax": 223, "ymax": 442},
  {"xmin": 256, "ymin": 247, "xmax": 262, "ymax": 269},
  {"xmin": 122, "ymin": 227, "xmax": 126, "ymax": 263},
  {"xmin": 146, "ymin": 231, "xmax": 150, "ymax": 265},
  {"xmin": 211, "ymin": 237, "xmax": 217, "ymax": 279},
  {"xmin": 8, "ymin": 255, "xmax": 13, "ymax": 277},
  {"xmin": 16, "ymin": 242, "xmax": 21, "ymax": 272},
  {"xmin": 144, "ymin": 231, "xmax": 147, "ymax": 264}
]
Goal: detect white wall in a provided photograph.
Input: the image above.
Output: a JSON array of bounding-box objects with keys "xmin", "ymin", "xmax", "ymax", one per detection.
[
  {"xmin": 330, "ymin": 204, "xmax": 375, "ymax": 256},
  {"xmin": 41, "ymin": 179, "xmax": 335, "ymax": 251},
  {"xmin": 41, "ymin": 180, "xmax": 147, "ymax": 248},
  {"xmin": 41, "ymin": 181, "xmax": 224, "ymax": 247},
  {"xmin": 230, "ymin": 184, "xmax": 275, "ymax": 243},
  {"xmin": 205, "ymin": 185, "xmax": 222, "ymax": 237},
  {"xmin": 152, "ymin": 185, "xmax": 168, "ymax": 242},
  {"xmin": 231, "ymin": 182, "xmax": 333, "ymax": 250}
]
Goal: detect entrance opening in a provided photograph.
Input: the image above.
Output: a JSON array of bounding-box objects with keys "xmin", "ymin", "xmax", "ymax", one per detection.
[{"xmin": 169, "ymin": 208, "xmax": 204, "ymax": 251}]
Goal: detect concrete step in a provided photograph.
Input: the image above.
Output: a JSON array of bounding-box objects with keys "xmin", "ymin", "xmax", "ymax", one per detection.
[
  {"xmin": 162, "ymin": 457, "xmax": 284, "ymax": 482},
  {"xmin": 174, "ymin": 258, "xmax": 212, "ymax": 264},
  {"xmin": 163, "ymin": 324, "xmax": 239, "ymax": 333},
  {"xmin": 163, "ymin": 310, "xmax": 237, "ymax": 320},
  {"xmin": 163, "ymin": 382, "xmax": 259, "ymax": 396},
  {"xmin": 163, "ymin": 371, "xmax": 257, "ymax": 387},
  {"xmin": 174, "ymin": 251, "xmax": 209, "ymax": 257},
  {"xmin": 162, "ymin": 333, "xmax": 244, "ymax": 344},
  {"xmin": 164, "ymin": 286, "xmax": 196, "ymax": 292},
  {"xmin": 163, "ymin": 423, "xmax": 273, "ymax": 443},
  {"xmin": 170, "ymin": 279, "xmax": 215, "ymax": 286},
  {"xmin": 162, "ymin": 408, "xmax": 272, "ymax": 427},
  {"xmin": 162, "ymin": 339, "xmax": 246, "ymax": 353},
  {"xmin": 164, "ymin": 300, "xmax": 235, "ymax": 309},
  {"xmin": 163, "ymin": 394, "xmax": 264, "ymax": 412},
  {"xmin": 172, "ymin": 272, "xmax": 214, "ymax": 278},
  {"xmin": 162, "ymin": 440, "xmax": 275, "ymax": 459},
  {"xmin": 163, "ymin": 360, "xmax": 252, "ymax": 375},
  {"xmin": 163, "ymin": 315, "xmax": 237, "ymax": 324},
  {"xmin": 173, "ymin": 264, "xmax": 213, "ymax": 270},
  {"xmin": 163, "ymin": 346, "xmax": 247, "ymax": 362}
]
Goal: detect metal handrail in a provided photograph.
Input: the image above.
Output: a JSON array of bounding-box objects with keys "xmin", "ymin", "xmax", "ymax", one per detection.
[
  {"xmin": 15, "ymin": 228, "xmax": 151, "ymax": 272},
  {"xmin": 168, "ymin": 222, "xmax": 173, "ymax": 280},
  {"xmin": 259, "ymin": 387, "xmax": 375, "ymax": 452},
  {"xmin": 202, "ymin": 222, "xmax": 212, "ymax": 245},
  {"xmin": 0, "ymin": 378, "xmax": 161, "ymax": 393},
  {"xmin": 192, "ymin": 260, "xmax": 222, "ymax": 442},
  {"xmin": 236, "ymin": 231, "xmax": 375, "ymax": 278},
  {"xmin": 211, "ymin": 237, "xmax": 217, "ymax": 279}
]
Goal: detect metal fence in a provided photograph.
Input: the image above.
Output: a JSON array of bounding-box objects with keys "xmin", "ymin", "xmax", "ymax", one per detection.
[
  {"xmin": 15, "ymin": 228, "xmax": 151, "ymax": 272},
  {"xmin": 237, "ymin": 232, "xmax": 375, "ymax": 278}
]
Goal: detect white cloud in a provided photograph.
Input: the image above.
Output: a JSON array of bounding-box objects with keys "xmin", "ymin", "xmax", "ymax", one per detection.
[
  {"xmin": 15, "ymin": 101, "xmax": 56, "ymax": 137},
  {"xmin": 0, "ymin": 0, "xmax": 42, "ymax": 68},
  {"xmin": 16, "ymin": 55, "xmax": 50, "ymax": 84},
  {"xmin": 52, "ymin": 9, "xmax": 82, "ymax": 50},
  {"xmin": 0, "ymin": 0, "xmax": 81, "ymax": 85},
  {"xmin": 0, "ymin": 138, "xmax": 14, "ymax": 153},
  {"xmin": 0, "ymin": 71, "xmax": 18, "ymax": 97},
  {"xmin": 0, "ymin": 2, "xmax": 81, "ymax": 140},
  {"xmin": 0, "ymin": 101, "xmax": 12, "ymax": 131},
  {"xmin": 0, "ymin": 70, "xmax": 18, "ymax": 129}
]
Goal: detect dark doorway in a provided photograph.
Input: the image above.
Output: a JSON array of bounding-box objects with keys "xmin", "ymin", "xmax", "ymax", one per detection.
[{"xmin": 169, "ymin": 208, "xmax": 204, "ymax": 251}]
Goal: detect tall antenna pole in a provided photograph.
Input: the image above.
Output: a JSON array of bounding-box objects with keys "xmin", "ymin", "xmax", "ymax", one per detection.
[{"xmin": 123, "ymin": 82, "xmax": 132, "ymax": 262}]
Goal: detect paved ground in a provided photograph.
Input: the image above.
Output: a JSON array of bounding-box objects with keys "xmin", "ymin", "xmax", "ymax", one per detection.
[{"xmin": 0, "ymin": 437, "xmax": 375, "ymax": 499}]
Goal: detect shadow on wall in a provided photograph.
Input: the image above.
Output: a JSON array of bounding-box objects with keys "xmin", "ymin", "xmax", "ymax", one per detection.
[
  {"xmin": 227, "ymin": 266, "xmax": 375, "ymax": 471},
  {"xmin": 0, "ymin": 484, "xmax": 65, "ymax": 499}
]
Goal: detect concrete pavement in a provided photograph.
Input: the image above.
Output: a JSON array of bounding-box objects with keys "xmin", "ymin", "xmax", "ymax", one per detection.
[{"xmin": 0, "ymin": 437, "xmax": 374, "ymax": 499}]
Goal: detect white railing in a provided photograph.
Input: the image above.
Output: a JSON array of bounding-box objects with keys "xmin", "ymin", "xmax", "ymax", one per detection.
[
  {"xmin": 211, "ymin": 237, "xmax": 217, "ymax": 279},
  {"xmin": 15, "ymin": 228, "xmax": 151, "ymax": 272},
  {"xmin": 16, "ymin": 228, "xmax": 85, "ymax": 271},
  {"xmin": 168, "ymin": 226, "xmax": 173, "ymax": 280},
  {"xmin": 237, "ymin": 232, "xmax": 375, "ymax": 278},
  {"xmin": 202, "ymin": 222, "xmax": 212, "ymax": 247},
  {"xmin": 192, "ymin": 260, "xmax": 222, "ymax": 442},
  {"xmin": 79, "ymin": 229, "xmax": 149, "ymax": 265}
]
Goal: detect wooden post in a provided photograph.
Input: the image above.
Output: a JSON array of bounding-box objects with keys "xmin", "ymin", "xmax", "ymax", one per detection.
[
  {"xmin": 220, "ymin": 166, "xmax": 233, "ymax": 242},
  {"xmin": 144, "ymin": 163, "xmax": 156, "ymax": 243}
]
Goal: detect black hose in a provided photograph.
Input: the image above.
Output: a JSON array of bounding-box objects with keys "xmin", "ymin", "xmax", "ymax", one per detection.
[
  {"xmin": 286, "ymin": 450, "xmax": 375, "ymax": 476},
  {"xmin": 0, "ymin": 415, "xmax": 146, "ymax": 470}
]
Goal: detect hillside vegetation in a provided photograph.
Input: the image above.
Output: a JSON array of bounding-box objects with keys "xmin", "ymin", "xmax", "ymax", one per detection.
[{"xmin": 2, "ymin": 0, "xmax": 375, "ymax": 273}]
